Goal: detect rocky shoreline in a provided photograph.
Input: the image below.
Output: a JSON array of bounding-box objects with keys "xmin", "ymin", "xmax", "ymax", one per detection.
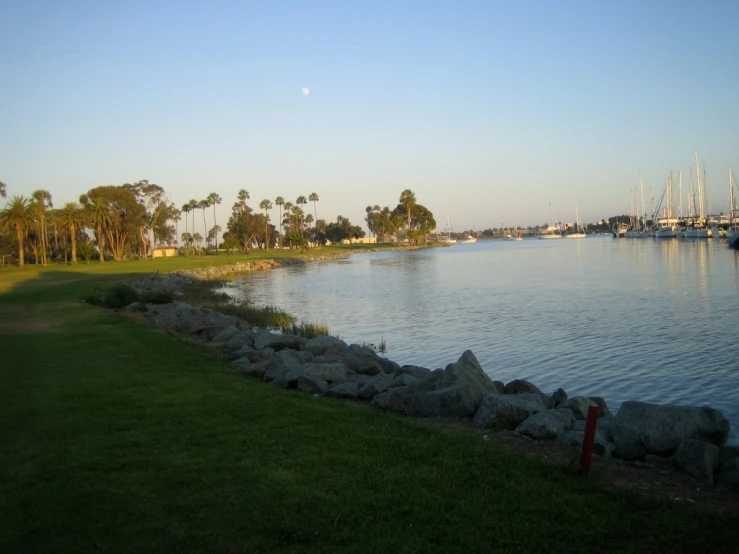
[{"xmin": 126, "ymin": 262, "xmax": 739, "ymax": 490}]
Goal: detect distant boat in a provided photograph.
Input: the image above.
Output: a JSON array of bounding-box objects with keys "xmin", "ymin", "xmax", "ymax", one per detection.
[
  {"xmin": 728, "ymin": 168, "xmax": 739, "ymax": 248},
  {"xmin": 612, "ymin": 222, "xmax": 628, "ymax": 238},
  {"xmin": 459, "ymin": 235, "xmax": 477, "ymax": 244},
  {"xmin": 440, "ymin": 215, "xmax": 456, "ymax": 245},
  {"xmin": 539, "ymin": 204, "xmax": 562, "ymax": 239},
  {"xmin": 565, "ymin": 206, "xmax": 586, "ymax": 239},
  {"xmin": 504, "ymin": 222, "xmax": 523, "ymax": 241}
]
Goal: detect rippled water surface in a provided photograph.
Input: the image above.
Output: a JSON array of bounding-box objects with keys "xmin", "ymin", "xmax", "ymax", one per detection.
[{"xmin": 224, "ymin": 238, "xmax": 739, "ymax": 441}]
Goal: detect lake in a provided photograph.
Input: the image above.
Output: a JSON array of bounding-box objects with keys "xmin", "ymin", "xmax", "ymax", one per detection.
[{"xmin": 222, "ymin": 237, "xmax": 739, "ymax": 442}]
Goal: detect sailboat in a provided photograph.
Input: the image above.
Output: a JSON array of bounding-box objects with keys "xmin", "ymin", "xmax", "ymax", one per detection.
[
  {"xmin": 565, "ymin": 206, "xmax": 586, "ymax": 238},
  {"xmin": 505, "ymin": 222, "xmax": 523, "ymax": 241},
  {"xmin": 539, "ymin": 204, "xmax": 562, "ymax": 239},
  {"xmin": 728, "ymin": 168, "xmax": 739, "ymax": 248},
  {"xmin": 440, "ymin": 215, "xmax": 456, "ymax": 245}
]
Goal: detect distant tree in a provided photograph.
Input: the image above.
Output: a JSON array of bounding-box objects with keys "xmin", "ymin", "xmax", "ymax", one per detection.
[
  {"xmin": 193, "ymin": 232, "xmax": 203, "ymax": 251},
  {"xmin": 198, "ymin": 199, "xmax": 210, "ymax": 250},
  {"xmin": 57, "ymin": 202, "xmax": 85, "ymax": 263},
  {"xmin": 207, "ymin": 225, "xmax": 221, "ymax": 250},
  {"xmin": 308, "ymin": 192, "xmax": 319, "ymax": 222},
  {"xmin": 181, "ymin": 203, "xmax": 191, "ymax": 237},
  {"xmin": 76, "ymin": 240, "xmax": 94, "ymax": 263},
  {"xmin": 31, "ymin": 190, "xmax": 52, "ymax": 264},
  {"xmin": 274, "ymin": 196, "xmax": 285, "ymax": 246},
  {"xmin": 84, "ymin": 185, "xmax": 147, "ymax": 261},
  {"xmin": 222, "ymin": 235, "xmax": 240, "ymax": 254},
  {"xmin": 0, "ymin": 181, "xmax": 6, "ymax": 198},
  {"xmin": 80, "ymin": 195, "xmax": 112, "ymax": 263},
  {"xmin": 259, "ymin": 199, "xmax": 273, "ymax": 249},
  {"xmin": 172, "ymin": 209, "xmax": 181, "ymax": 248},
  {"xmin": 188, "ymin": 199, "xmax": 198, "ymax": 237},
  {"xmin": 0, "ymin": 195, "xmax": 33, "ymax": 266},
  {"xmin": 399, "ymin": 189, "xmax": 417, "ymax": 229},
  {"xmin": 207, "ymin": 192, "xmax": 222, "ymax": 254}
]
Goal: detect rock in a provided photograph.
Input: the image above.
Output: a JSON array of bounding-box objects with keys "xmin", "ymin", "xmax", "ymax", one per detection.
[
  {"xmin": 673, "ymin": 439, "xmax": 720, "ymax": 485},
  {"xmin": 303, "ymin": 335, "xmax": 348, "ymax": 356},
  {"xmin": 717, "ymin": 458, "xmax": 739, "ymax": 488},
  {"xmin": 231, "ymin": 358, "xmax": 270, "ymax": 379},
  {"xmin": 552, "ymin": 388, "xmax": 568, "ymax": 407},
  {"xmin": 394, "ymin": 374, "xmax": 422, "ymax": 388},
  {"xmin": 406, "ymin": 384, "xmax": 480, "ymax": 418},
  {"xmin": 224, "ymin": 332, "xmax": 255, "ymax": 352},
  {"xmin": 376, "ymin": 356, "xmax": 401, "ymax": 374},
  {"xmin": 643, "ymin": 454, "xmax": 672, "ymax": 469},
  {"xmin": 516, "ymin": 409, "xmax": 574, "ymax": 440},
  {"xmin": 263, "ymin": 349, "xmax": 306, "ymax": 389},
  {"xmin": 558, "ymin": 430, "xmax": 615, "ymax": 457},
  {"xmin": 559, "ymin": 396, "xmax": 599, "ymax": 420},
  {"xmin": 302, "ymin": 363, "xmax": 352, "ymax": 384},
  {"xmin": 371, "ymin": 386, "xmax": 411, "ymax": 412},
  {"xmin": 573, "ymin": 416, "xmax": 617, "ymax": 442},
  {"xmin": 473, "ymin": 393, "xmax": 546, "ymax": 429},
  {"xmin": 211, "ymin": 325, "xmax": 240, "ymax": 344},
  {"xmin": 146, "ymin": 302, "xmax": 179, "ymax": 329},
  {"xmin": 240, "ymin": 348, "xmax": 275, "ymax": 363},
  {"xmin": 297, "ymin": 375, "xmax": 329, "ymax": 394},
  {"xmin": 254, "ymin": 331, "xmax": 304, "ymax": 351},
  {"xmin": 341, "ymin": 344, "xmax": 385, "ymax": 375},
  {"xmin": 589, "ymin": 396, "xmax": 612, "ymax": 418},
  {"xmin": 355, "ymin": 361, "xmax": 384, "ymax": 377},
  {"xmin": 359, "ymin": 373, "xmax": 396, "ymax": 400},
  {"xmin": 441, "ymin": 350, "xmax": 499, "ymax": 395},
  {"xmin": 504, "ymin": 379, "xmax": 543, "ymax": 395},
  {"xmin": 493, "ymin": 381, "xmax": 505, "ymax": 393},
  {"xmin": 325, "ymin": 382, "xmax": 362, "ymax": 400},
  {"xmin": 397, "ymin": 365, "xmax": 433, "ymax": 379},
  {"xmin": 611, "ymin": 401, "xmax": 731, "ymax": 460}
]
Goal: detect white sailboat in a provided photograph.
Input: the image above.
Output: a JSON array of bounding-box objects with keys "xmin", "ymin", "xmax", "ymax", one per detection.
[
  {"xmin": 565, "ymin": 206, "xmax": 586, "ymax": 238},
  {"xmin": 505, "ymin": 222, "xmax": 523, "ymax": 241},
  {"xmin": 655, "ymin": 171, "xmax": 681, "ymax": 238},
  {"xmin": 728, "ymin": 168, "xmax": 739, "ymax": 248},
  {"xmin": 440, "ymin": 215, "xmax": 456, "ymax": 245},
  {"xmin": 539, "ymin": 204, "xmax": 562, "ymax": 239}
]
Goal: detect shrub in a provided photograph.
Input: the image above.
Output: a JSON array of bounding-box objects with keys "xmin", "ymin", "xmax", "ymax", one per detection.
[
  {"xmin": 103, "ymin": 284, "xmax": 140, "ymax": 309},
  {"xmin": 139, "ymin": 290, "xmax": 174, "ymax": 305}
]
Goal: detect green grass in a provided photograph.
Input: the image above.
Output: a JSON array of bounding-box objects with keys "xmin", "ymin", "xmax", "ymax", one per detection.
[{"xmin": 1, "ymin": 259, "xmax": 738, "ymax": 553}]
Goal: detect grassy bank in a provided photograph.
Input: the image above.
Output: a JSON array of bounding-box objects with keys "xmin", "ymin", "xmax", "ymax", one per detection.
[{"xmin": 1, "ymin": 256, "xmax": 738, "ymax": 553}]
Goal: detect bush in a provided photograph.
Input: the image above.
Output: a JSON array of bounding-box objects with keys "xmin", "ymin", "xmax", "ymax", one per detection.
[
  {"xmin": 139, "ymin": 290, "xmax": 174, "ymax": 305},
  {"xmin": 103, "ymin": 284, "xmax": 140, "ymax": 309}
]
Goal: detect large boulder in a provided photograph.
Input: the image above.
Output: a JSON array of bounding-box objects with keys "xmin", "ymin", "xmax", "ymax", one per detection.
[
  {"xmin": 558, "ymin": 430, "xmax": 615, "ymax": 457},
  {"xmin": 359, "ymin": 373, "xmax": 396, "ymax": 400},
  {"xmin": 297, "ymin": 375, "xmax": 329, "ymax": 394},
  {"xmin": 254, "ymin": 331, "xmax": 305, "ymax": 351},
  {"xmin": 717, "ymin": 448, "xmax": 739, "ymax": 488},
  {"xmin": 397, "ymin": 365, "xmax": 433, "ymax": 379},
  {"xmin": 341, "ymin": 344, "xmax": 385, "ymax": 375},
  {"xmin": 224, "ymin": 332, "xmax": 256, "ymax": 352},
  {"xmin": 504, "ymin": 379, "xmax": 543, "ymax": 395},
  {"xmin": 263, "ymin": 349, "xmax": 306, "ymax": 388},
  {"xmin": 406, "ymin": 384, "xmax": 480, "ymax": 418},
  {"xmin": 559, "ymin": 396, "xmax": 599, "ymax": 420},
  {"xmin": 325, "ymin": 382, "xmax": 362, "ymax": 400},
  {"xmin": 231, "ymin": 357, "xmax": 270, "ymax": 379},
  {"xmin": 673, "ymin": 440, "xmax": 720, "ymax": 485},
  {"xmin": 611, "ymin": 401, "xmax": 731, "ymax": 460},
  {"xmin": 302, "ymin": 362, "xmax": 353, "ymax": 384},
  {"xmin": 552, "ymin": 388, "xmax": 568, "ymax": 407},
  {"xmin": 441, "ymin": 350, "xmax": 500, "ymax": 395},
  {"xmin": 211, "ymin": 325, "xmax": 240, "ymax": 344},
  {"xmin": 303, "ymin": 336, "xmax": 348, "ymax": 356},
  {"xmin": 146, "ymin": 303, "xmax": 179, "ymax": 329},
  {"xmin": 474, "ymin": 393, "xmax": 546, "ymax": 429},
  {"xmin": 516, "ymin": 409, "xmax": 574, "ymax": 440}
]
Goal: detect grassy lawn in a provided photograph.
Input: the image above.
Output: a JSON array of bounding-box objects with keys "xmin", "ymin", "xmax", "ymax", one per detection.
[{"xmin": 1, "ymin": 254, "xmax": 738, "ymax": 553}]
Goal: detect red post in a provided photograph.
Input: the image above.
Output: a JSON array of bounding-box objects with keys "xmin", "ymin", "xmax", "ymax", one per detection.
[{"xmin": 578, "ymin": 404, "xmax": 600, "ymax": 476}]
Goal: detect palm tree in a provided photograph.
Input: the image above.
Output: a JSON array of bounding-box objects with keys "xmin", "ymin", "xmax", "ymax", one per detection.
[
  {"xmin": 296, "ymin": 195, "xmax": 308, "ymax": 223},
  {"xmin": 283, "ymin": 201, "xmax": 294, "ymax": 232},
  {"xmin": 207, "ymin": 225, "xmax": 221, "ymax": 250},
  {"xmin": 308, "ymin": 192, "xmax": 319, "ymax": 222},
  {"xmin": 0, "ymin": 195, "xmax": 34, "ymax": 266},
  {"xmin": 0, "ymin": 181, "xmax": 6, "ymax": 198},
  {"xmin": 172, "ymin": 210, "xmax": 181, "ymax": 249},
  {"xmin": 275, "ymin": 196, "xmax": 285, "ymax": 247},
  {"xmin": 259, "ymin": 199, "xmax": 273, "ymax": 249},
  {"xmin": 188, "ymin": 199, "xmax": 198, "ymax": 238},
  {"xmin": 57, "ymin": 202, "xmax": 85, "ymax": 264},
  {"xmin": 193, "ymin": 232, "xmax": 203, "ymax": 251},
  {"xmin": 181, "ymin": 203, "xmax": 191, "ymax": 237},
  {"xmin": 31, "ymin": 190, "xmax": 52, "ymax": 264},
  {"xmin": 399, "ymin": 189, "xmax": 416, "ymax": 229},
  {"xmin": 207, "ymin": 192, "xmax": 222, "ymax": 254},
  {"xmin": 87, "ymin": 196, "xmax": 111, "ymax": 263},
  {"xmin": 198, "ymin": 199, "xmax": 210, "ymax": 250}
]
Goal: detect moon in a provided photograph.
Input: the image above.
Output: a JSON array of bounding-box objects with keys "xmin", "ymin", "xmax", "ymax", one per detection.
[{"xmin": 301, "ymin": 87, "xmax": 310, "ymax": 96}]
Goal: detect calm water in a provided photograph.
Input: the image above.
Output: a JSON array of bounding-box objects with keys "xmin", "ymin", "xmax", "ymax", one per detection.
[{"xmin": 223, "ymin": 238, "xmax": 739, "ymax": 442}]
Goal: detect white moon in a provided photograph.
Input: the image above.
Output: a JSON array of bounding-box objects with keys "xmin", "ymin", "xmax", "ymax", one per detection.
[{"xmin": 301, "ymin": 87, "xmax": 310, "ymax": 96}]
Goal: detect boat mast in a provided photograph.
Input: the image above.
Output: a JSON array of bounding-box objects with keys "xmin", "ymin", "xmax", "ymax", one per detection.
[
  {"xmin": 639, "ymin": 174, "xmax": 646, "ymax": 230},
  {"xmin": 678, "ymin": 170, "xmax": 682, "ymax": 218},
  {"xmin": 695, "ymin": 150, "xmax": 704, "ymax": 220}
]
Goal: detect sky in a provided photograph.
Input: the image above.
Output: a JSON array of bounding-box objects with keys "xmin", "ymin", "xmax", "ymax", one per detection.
[{"xmin": 2, "ymin": 0, "xmax": 739, "ymax": 233}]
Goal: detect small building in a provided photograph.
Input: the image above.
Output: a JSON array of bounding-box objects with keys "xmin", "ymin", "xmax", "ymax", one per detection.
[
  {"xmin": 341, "ymin": 237, "xmax": 377, "ymax": 245},
  {"xmin": 152, "ymin": 246, "xmax": 179, "ymax": 258}
]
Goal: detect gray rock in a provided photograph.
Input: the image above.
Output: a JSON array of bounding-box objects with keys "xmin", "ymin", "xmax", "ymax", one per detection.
[
  {"xmin": 240, "ymin": 348, "xmax": 275, "ymax": 363},
  {"xmin": 717, "ymin": 458, "xmax": 739, "ymax": 488},
  {"xmin": 341, "ymin": 344, "xmax": 385, "ymax": 375},
  {"xmin": 504, "ymin": 379, "xmax": 543, "ymax": 395},
  {"xmin": 302, "ymin": 362, "xmax": 352, "ymax": 384},
  {"xmin": 294, "ymin": 350, "xmax": 315, "ymax": 364},
  {"xmin": 224, "ymin": 332, "xmax": 255, "ymax": 352},
  {"xmin": 231, "ymin": 358, "xmax": 270, "ymax": 379},
  {"xmin": 589, "ymin": 396, "xmax": 612, "ymax": 418},
  {"xmin": 493, "ymin": 381, "xmax": 505, "ymax": 393},
  {"xmin": 558, "ymin": 430, "xmax": 615, "ymax": 457},
  {"xmin": 643, "ymin": 454, "xmax": 673, "ymax": 469},
  {"xmin": 573, "ymin": 416, "xmax": 617, "ymax": 443},
  {"xmin": 297, "ymin": 375, "xmax": 329, "ymax": 394},
  {"xmin": 559, "ymin": 396, "xmax": 599, "ymax": 420},
  {"xmin": 441, "ymin": 350, "xmax": 499, "ymax": 395},
  {"xmin": 146, "ymin": 303, "xmax": 179, "ymax": 329},
  {"xmin": 406, "ymin": 384, "xmax": 480, "ymax": 418},
  {"xmin": 394, "ymin": 374, "xmax": 422, "ymax": 388},
  {"xmin": 263, "ymin": 349, "xmax": 306, "ymax": 388},
  {"xmin": 376, "ymin": 356, "xmax": 401, "ymax": 374},
  {"xmin": 359, "ymin": 373, "xmax": 396, "ymax": 400},
  {"xmin": 552, "ymin": 388, "xmax": 568, "ymax": 407},
  {"xmin": 212, "ymin": 325, "xmax": 240, "ymax": 344},
  {"xmin": 673, "ymin": 439, "xmax": 720, "ymax": 485},
  {"xmin": 611, "ymin": 401, "xmax": 731, "ymax": 460},
  {"xmin": 303, "ymin": 335, "xmax": 348, "ymax": 356},
  {"xmin": 397, "ymin": 365, "xmax": 432, "ymax": 379},
  {"xmin": 254, "ymin": 331, "xmax": 304, "ymax": 351},
  {"xmin": 325, "ymin": 382, "xmax": 362, "ymax": 400},
  {"xmin": 371, "ymin": 386, "xmax": 412, "ymax": 412},
  {"xmin": 516, "ymin": 409, "xmax": 574, "ymax": 440},
  {"xmin": 473, "ymin": 393, "xmax": 545, "ymax": 429}
]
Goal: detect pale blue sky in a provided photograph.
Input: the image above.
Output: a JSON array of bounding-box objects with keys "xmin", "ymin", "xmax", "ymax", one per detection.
[{"xmin": 2, "ymin": 0, "xmax": 738, "ymax": 231}]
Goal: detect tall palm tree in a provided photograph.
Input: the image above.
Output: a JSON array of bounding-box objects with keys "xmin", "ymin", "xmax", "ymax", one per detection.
[
  {"xmin": 259, "ymin": 199, "xmax": 273, "ymax": 249},
  {"xmin": 198, "ymin": 199, "xmax": 210, "ymax": 250},
  {"xmin": 193, "ymin": 232, "xmax": 203, "ymax": 251},
  {"xmin": 188, "ymin": 199, "xmax": 198, "ymax": 238},
  {"xmin": 0, "ymin": 195, "xmax": 33, "ymax": 266},
  {"xmin": 181, "ymin": 203, "xmax": 191, "ymax": 237},
  {"xmin": 283, "ymin": 201, "xmax": 293, "ymax": 232},
  {"xmin": 172, "ymin": 209, "xmax": 181, "ymax": 249},
  {"xmin": 275, "ymin": 196, "xmax": 285, "ymax": 246},
  {"xmin": 399, "ymin": 189, "xmax": 416, "ymax": 229},
  {"xmin": 31, "ymin": 190, "xmax": 52, "ymax": 265},
  {"xmin": 87, "ymin": 196, "xmax": 111, "ymax": 263},
  {"xmin": 57, "ymin": 202, "xmax": 85, "ymax": 264},
  {"xmin": 308, "ymin": 192, "xmax": 319, "ymax": 222},
  {"xmin": 207, "ymin": 192, "xmax": 222, "ymax": 253}
]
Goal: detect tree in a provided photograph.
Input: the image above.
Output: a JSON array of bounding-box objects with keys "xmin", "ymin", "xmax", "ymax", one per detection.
[
  {"xmin": 222, "ymin": 235, "xmax": 239, "ymax": 254},
  {"xmin": 207, "ymin": 225, "xmax": 221, "ymax": 250},
  {"xmin": 57, "ymin": 202, "xmax": 85, "ymax": 263},
  {"xmin": 198, "ymin": 199, "xmax": 210, "ymax": 251},
  {"xmin": 283, "ymin": 201, "xmax": 294, "ymax": 233},
  {"xmin": 193, "ymin": 232, "xmax": 203, "ymax": 251},
  {"xmin": 308, "ymin": 192, "xmax": 319, "ymax": 222},
  {"xmin": 172, "ymin": 209, "xmax": 181, "ymax": 249},
  {"xmin": 275, "ymin": 196, "xmax": 285, "ymax": 247},
  {"xmin": 207, "ymin": 192, "xmax": 222, "ymax": 254},
  {"xmin": 31, "ymin": 190, "xmax": 52, "ymax": 264},
  {"xmin": 399, "ymin": 189, "xmax": 417, "ymax": 229},
  {"xmin": 80, "ymin": 195, "xmax": 111, "ymax": 263},
  {"xmin": 130, "ymin": 180, "xmax": 167, "ymax": 259},
  {"xmin": 0, "ymin": 181, "xmax": 6, "ymax": 198},
  {"xmin": 259, "ymin": 199, "xmax": 273, "ymax": 249},
  {"xmin": 188, "ymin": 199, "xmax": 198, "ymax": 238},
  {"xmin": 0, "ymin": 195, "xmax": 34, "ymax": 266},
  {"xmin": 84, "ymin": 185, "xmax": 146, "ymax": 261},
  {"xmin": 181, "ymin": 203, "xmax": 191, "ymax": 238}
]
